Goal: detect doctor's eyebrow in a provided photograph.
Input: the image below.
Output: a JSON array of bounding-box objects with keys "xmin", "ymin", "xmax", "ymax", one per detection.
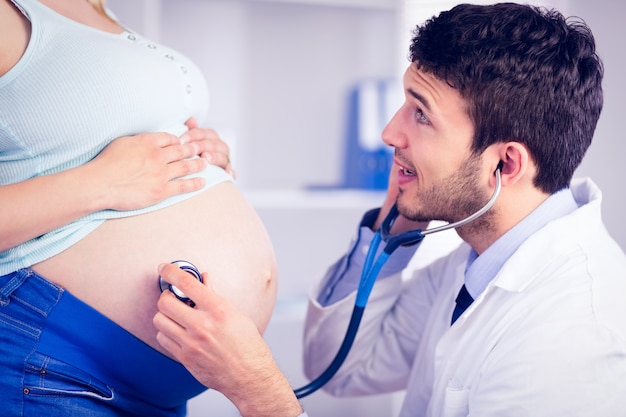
[{"xmin": 407, "ymin": 88, "xmax": 432, "ymax": 112}]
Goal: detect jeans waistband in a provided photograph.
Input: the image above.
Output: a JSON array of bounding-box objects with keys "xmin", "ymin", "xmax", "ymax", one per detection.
[{"xmin": 0, "ymin": 268, "xmax": 64, "ymax": 320}]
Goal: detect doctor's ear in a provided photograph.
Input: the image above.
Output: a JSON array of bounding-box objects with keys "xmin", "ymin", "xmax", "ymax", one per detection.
[{"xmin": 495, "ymin": 142, "xmax": 531, "ymax": 187}]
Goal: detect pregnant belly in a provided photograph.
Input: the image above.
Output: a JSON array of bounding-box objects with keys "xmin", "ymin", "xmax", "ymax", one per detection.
[{"xmin": 32, "ymin": 182, "xmax": 278, "ymax": 356}]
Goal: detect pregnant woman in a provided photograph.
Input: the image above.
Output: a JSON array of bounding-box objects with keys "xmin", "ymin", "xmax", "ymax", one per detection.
[{"xmin": 0, "ymin": 0, "xmax": 277, "ymax": 415}]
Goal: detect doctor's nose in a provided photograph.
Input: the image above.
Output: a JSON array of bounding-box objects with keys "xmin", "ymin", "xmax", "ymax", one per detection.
[{"xmin": 381, "ymin": 108, "xmax": 406, "ymax": 149}]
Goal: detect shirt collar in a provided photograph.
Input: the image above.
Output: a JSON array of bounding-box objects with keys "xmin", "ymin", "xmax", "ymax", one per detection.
[{"xmin": 464, "ymin": 188, "xmax": 579, "ymax": 299}]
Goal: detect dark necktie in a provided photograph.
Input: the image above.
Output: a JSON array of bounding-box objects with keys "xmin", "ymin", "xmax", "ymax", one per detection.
[{"xmin": 451, "ymin": 284, "xmax": 474, "ymax": 325}]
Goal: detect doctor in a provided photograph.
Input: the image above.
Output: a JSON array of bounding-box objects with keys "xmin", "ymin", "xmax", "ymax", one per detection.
[{"xmin": 153, "ymin": 3, "xmax": 626, "ymax": 417}]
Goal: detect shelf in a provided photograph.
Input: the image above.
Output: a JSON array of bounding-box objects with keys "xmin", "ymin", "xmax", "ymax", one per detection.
[{"xmin": 242, "ymin": 188, "xmax": 386, "ymax": 210}]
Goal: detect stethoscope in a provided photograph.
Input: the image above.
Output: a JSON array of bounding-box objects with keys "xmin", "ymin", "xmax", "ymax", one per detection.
[
  {"xmin": 158, "ymin": 162, "xmax": 503, "ymax": 399},
  {"xmin": 292, "ymin": 161, "xmax": 503, "ymax": 398}
]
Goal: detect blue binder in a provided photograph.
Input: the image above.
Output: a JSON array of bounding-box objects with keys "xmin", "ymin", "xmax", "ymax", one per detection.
[{"xmin": 341, "ymin": 79, "xmax": 399, "ymax": 190}]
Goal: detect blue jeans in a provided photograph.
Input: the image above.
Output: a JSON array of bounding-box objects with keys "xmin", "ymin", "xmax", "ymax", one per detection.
[{"xmin": 0, "ymin": 269, "xmax": 206, "ymax": 416}]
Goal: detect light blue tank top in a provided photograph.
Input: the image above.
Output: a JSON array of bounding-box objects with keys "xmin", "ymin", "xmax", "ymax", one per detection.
[{"xmin": 0, "ymin": 0, "xmax": 232, "ymax": 274}]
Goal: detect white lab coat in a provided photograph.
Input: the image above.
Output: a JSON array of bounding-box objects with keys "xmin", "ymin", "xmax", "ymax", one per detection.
[{"xmin": 303, "ymin": 178, "xmax": 626, "ymax": 417}]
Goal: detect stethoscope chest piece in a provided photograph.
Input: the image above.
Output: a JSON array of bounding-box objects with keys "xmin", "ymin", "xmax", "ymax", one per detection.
[{"xmin": 158, "ymin": 260, "xmax": 203, "ymax": 306}]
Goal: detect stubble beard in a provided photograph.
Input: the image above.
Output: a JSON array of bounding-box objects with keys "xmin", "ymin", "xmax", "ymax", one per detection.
[{"xmin": 396, "ymin": 154, "xmax": 497, "ymax": 236}]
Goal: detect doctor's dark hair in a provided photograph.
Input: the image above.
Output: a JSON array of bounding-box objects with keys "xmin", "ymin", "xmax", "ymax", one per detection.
[{"xmin": 409, "ymin": 2, "xmax": 603, "ymax": 194}]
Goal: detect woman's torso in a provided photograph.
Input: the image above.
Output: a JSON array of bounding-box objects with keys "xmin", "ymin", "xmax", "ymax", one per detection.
[
  {"xmin": 34, "ymin": 182, "xmax": 278, "ymax": 355},
  {"xmin": 0, "ymin": 0, "xmax": 277, "ymax": 356}
]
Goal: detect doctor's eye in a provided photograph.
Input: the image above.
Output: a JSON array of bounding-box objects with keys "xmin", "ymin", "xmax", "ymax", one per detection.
[{"xmin": 415, "ymin": 108, "xmax": 430, "ymax": 125}]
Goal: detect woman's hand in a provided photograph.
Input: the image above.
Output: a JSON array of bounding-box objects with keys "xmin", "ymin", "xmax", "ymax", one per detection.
[
  {"xmin": 86, "ymin": 131, "xmax": 210, "ymax": 211},
  {"xmin": 87, "ymin": 120, "xmax": 235, "ymax": 212},
  {"xmin": 153, "ymin": 264, "xmax": 303, "ymax": 417},
  {"xmin": 183, "ymin": 117, "xmax": 236, "ymax": 178}
]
